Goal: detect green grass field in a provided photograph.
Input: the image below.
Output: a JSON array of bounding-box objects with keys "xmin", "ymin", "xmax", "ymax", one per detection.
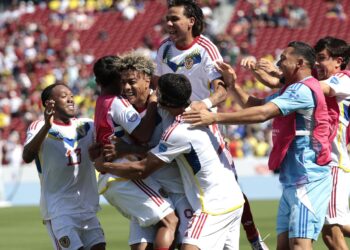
[{"xmin": 1, "ymin": 200, "xmax": 347, "ymax": 249}]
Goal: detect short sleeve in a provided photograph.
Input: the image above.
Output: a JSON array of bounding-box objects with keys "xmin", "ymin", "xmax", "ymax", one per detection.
[{"xmin": 110, "ymin": 98, "xmax": 141, "ymax": 134}]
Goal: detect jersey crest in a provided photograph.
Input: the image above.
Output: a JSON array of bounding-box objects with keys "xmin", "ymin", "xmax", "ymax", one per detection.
[{"xmin": 162, "ymin": 44, "xmax": 201, "ymax": 72}]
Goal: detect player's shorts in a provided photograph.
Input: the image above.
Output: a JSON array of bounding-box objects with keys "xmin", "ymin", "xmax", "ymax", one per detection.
[
  {"xmin": 325, "ymin": 166, "xmax": 350, "ymax": 225},
  {"xmin": 182, "ymin": 206, "xmax": 243, "ymax": 250},
  {"xmin": 45, "ymin": 213, "xmax": 105, "ymax": 250},
  {"xmin": 277, "ymin": 175, "xmax": 332, "ymax": 240},
  {"xmin": 128, "ymin": 192, "xmax": 193, "ymax": 245},
  {"xmin": 101, "ymin": 174, "xmax": 174, "ymax": 227}
]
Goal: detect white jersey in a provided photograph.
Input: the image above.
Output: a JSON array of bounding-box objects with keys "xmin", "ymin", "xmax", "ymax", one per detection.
[
  {"xmin": 324, "ymin": 72, "xmax": 350, "ymax": 171},
  {"xmin": 145, "ymin": 106, "xmax": 184, "ymax": 194},
  {"xmin": 150, "ymin": 116, "xmax": 244, "ymax": 215},
  {"xmin": 24, "ymin": 118, "xmax": 100, "ymax": 220},
  {"xmin": 155, "ymin": 35, "xmax": 222, "ymax": 101}
]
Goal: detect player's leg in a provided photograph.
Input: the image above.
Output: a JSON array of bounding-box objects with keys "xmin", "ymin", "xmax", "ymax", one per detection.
[
  {"xmin": 322, "ymin": 166, "xmax": 350, "ymax": 249},
  {"xmin": 129, "ymin": 218, "xmax": 155, "ymax": 250},
  {"xmin": 322, "ymin": 225, "xmax": 349, "ymax": 250},
  {"xmin": 81, "ymin": 215, "xmax": 106, "ymax": 250},
  {"xmin": 241, "ymin": 193, "xmax": 269, "ymax": 250},
  {"xmin": 276, "ymin": 232, "xmax": 289, "ymax": 250},
  {"xmin": 154, "ymin": 211, "xmax": 178, "ymax": 250},
  {"xmin": 276, "ymin": 192, "xmax": 290, "ymax": 250},
  {"xmin": 287, "ymin": 176, "xmax": 331, "ymax": 250}
]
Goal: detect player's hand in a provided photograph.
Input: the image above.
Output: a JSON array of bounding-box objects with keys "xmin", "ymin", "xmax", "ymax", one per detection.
[
  {"xmin": 215, "ymin": 61, "xmax": 237, "ymax": 89},
  {"xmin": 44, "ymin": 99, "xmax": 55, "ymax": 127},
  {"xmin": 183, "ymin": 109, "xmax": 216, "ymax": 126},
  {"xmin": 190, "ymin": 100, "xmax": 207, "ymax": 111},
  {"xmin": 103, "ymin": 144, "xmax": 117, "ymax": 162},
  {"xmin": 240, "ymin": 56, "xmax": 257, "ymax": 70},
  {"xmin": 88, "ymin": 142, "xmax": 102, "ymax": 161},
  {"xmin": 257, "ymin": 58, "xmax": 281, "ymax": 76},
  {"xmin": 149, "ymin": 89, "xmax": 158, "ymax": 103},
  {"xmin": 93, "ymin": 155, "xmax": 106, "ymax": 173}
]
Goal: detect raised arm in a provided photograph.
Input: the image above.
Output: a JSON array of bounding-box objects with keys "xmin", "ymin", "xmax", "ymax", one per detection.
[{"xmin": 22, "ymin": 100, "xmax": 55, "ymax": 163}]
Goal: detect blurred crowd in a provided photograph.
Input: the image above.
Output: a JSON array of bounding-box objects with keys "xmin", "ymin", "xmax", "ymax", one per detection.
[{"xmin": 1, "ymin": 0, "xmax": 331, "ymax": 168}]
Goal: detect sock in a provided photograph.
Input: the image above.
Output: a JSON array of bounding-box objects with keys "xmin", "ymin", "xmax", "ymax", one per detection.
[{"xmin": 241, "ymin": 193, "xmax": 259, "ymax": 242}]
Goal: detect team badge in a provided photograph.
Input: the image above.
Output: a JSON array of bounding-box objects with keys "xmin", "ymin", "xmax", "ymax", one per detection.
[
  {"xmin": 126, "ymin": 110, "xmax": 138, "ymax": 122},
  {"xmin": 59, "ymin": 236, "xmax": 70, "ymax": 248},
  {"xmin": 159, "ymin": 143, "xmax": 168, "ymax": 152},
  {"xmin": 184, "ymin": 57, "xmax": 194, "ymax": 69}
]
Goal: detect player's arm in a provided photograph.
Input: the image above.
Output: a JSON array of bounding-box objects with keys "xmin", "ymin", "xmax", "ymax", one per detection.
[
  {"xmin": 183, "ymin": 102, "xmax": 281, "ymax": 126},
  {"xmin": 241, "ymin": 57, "xmax": 282, "ymax": 89},
  {"xmin": 216, "ymin": 61, "xmax": 265, "ymax": 108},
  {"xmin": 22, "ymin": 100, "xmax": 55, "ymax": 163},
  {"xmin": 94, "ymin": 152, "xmax": 165, "ymax": 179},
  {"xmin": 320, "ymin": 81, "xmax": 335, "ymax": 97},
  {"xmin": 130, "ymin": 93, "xmax": 158, "ymax": 143}
]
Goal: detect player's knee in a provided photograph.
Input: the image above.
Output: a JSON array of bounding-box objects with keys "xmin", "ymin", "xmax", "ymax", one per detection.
[
  {"xmin": 90, "ymin": 242, "xmax": 106, "ymax": 250},
  {"xmin": 161, "ymin": 212, "xmax": 179, "ymax": 231}
]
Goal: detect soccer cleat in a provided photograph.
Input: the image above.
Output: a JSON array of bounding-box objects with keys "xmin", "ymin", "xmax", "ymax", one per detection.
[{"xmin": 250, "ymin": 232, "xmax": 270, "ymax": 250}]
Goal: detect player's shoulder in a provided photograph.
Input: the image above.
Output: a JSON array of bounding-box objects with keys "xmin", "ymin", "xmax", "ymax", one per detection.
[
  {"xmin": 27, "ymin": 119, "xmax": 45, "ymax": 132},
  {"xmin": 157, "ymin": 37, "xmax": 172, "ymax": 50},
  {"xmin": 161, "ymin": 116, "xmax": 187, "ymax": 141},
  {"xmin": 196, "ymin": 35, "xmax": 221, "ymax": 60}
]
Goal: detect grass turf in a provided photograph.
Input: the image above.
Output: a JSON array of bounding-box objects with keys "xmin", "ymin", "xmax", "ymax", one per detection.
[{"xmin": 1, "ymin": 200, "xmax": 347, "ymax": 249}]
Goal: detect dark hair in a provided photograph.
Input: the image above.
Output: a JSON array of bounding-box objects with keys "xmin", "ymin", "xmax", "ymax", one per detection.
[
  {"xmin": 168, "ymin": 0, "xmax": 204, "ymax": 37},
  {"xmin": 314, "ymin": 36, "xmax": 350, "ymax": 70},
  {"xmin": 288, "ymin": 41, "xmax": 316, "ymax": 69},
  {"xmin": 41, "ymin": 83, "xmax": 70, "ymax": 107},
  {"xmin": 158, "ymin": 73, "xmax": 192, "ymax": 108},
  {"xmin": 93, "ymin": 55, "xmax": 121, "ymax": 87}
]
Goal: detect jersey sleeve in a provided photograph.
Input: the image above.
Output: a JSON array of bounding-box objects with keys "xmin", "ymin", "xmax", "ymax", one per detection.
[
  {"xmin": 110, "ymin": 98, "xmax": 141, "ymax": 134},
  {"xmin": 323, "ymin": 74, "xmax": 350, "ymax": 97},
  {"xmin": 201, "ymin": 41, "xmax": 223, "ymax": 82},
  {"xmin": 24, "ymin": 120, "xmax": 45, "ymax": 145},
  {"xmin": 269, "ymin": 83, "xmax": 315, "ymax": 115},
  {"xmin": 155, "ymin": 43, "xmax": 165, "ymax": 77},
  {"xmin": 150, "ymin": 124, "xmax": 191, "ymax": 163}
]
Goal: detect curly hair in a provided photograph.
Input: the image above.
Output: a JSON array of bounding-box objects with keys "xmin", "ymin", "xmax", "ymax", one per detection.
[{"xmin": 119, "ymin": 52, "xmax": 155, "ymax": 77}]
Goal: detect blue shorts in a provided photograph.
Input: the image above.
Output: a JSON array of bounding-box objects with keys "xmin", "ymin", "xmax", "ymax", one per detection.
[{"xmin": 276, "ymin": 175, "xmax": 332, "ymax": 240}]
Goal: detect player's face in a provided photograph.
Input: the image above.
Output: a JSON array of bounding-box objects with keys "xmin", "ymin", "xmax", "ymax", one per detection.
[
  {"xmin": 315, "ymin": 49, "xmax": 342, "ymax": 80},
  {"xmin": 277, "ymin": 47, "xmax": 300, "ymax": 81},
  {"xmin": 166, "ymin": 6, "xmax": 195, "ymax": 45},
  {"xmin": 50, "ymin": 85, "xmax": 75, "ymax": 119},
  {"xmin": 121, "ymin": 70, "xmax": 150, "ymax": 108}
]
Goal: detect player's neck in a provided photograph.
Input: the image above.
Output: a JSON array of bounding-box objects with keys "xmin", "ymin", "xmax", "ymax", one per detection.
[
  {"xmin": 175, "ymin": 35, "xmax": 198, "ymax": 50},
  {"xmin": 100, "ymin": 86, "xmax": 121, "ymax": 96}
]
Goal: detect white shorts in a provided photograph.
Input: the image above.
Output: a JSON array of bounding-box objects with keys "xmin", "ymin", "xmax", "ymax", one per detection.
[
  {"xmin": 325, "ymin": 166, "xmax": 350, "ymax": 225},
  {"xmin": 45, "ymin": 213, "xmax": 105, "ymax": 250},
  {"xmin": 128, "ymin": 193, "xmax": 193, "ymax": 245},
  {"xmin": 183, "ymin": 207, "xmax": 243, "ymax": 250},
  {"xmin": 102, "ymin": 175, "xmax": 174, "ymax": 227}
]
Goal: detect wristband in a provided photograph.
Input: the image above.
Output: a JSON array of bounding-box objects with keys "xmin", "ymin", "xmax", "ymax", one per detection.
[{"xmin": 202, "ymin": 98, "xmax": 213, "ymax": 109}]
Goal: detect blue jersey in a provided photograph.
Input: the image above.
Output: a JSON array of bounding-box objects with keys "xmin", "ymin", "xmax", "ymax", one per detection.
[{"xmin": 267, "ymin": 81, "xmax": 331, "ymax": 186}]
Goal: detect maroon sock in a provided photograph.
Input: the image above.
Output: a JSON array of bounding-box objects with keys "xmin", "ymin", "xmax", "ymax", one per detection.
[{"xmin": 241, "ymin": 193, "xmax": 259, "ymax": 242}]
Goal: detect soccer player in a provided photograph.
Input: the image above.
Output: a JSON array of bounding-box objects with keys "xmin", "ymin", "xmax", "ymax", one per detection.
[
  {"xmin": 154, "ymin": 1, "xmax": 268, "ymax": 248},
  {"xmin": 116, "ymin": 52, "xmax": 192, "ymax": 249},
  {"xmin": 241, "ymin": 37, "xmax": 350, "ymax": 250},
  {"xmin": 93, "ymin": 55, "xmax": 178, "ymax": 250},
  {"xmin": 183, "ymin": 41, "xmax": 333, "ymax": 250},
  {"xmin": 313, "ymin": 36, "xmax": 350, "ymax": 250},
  {"xmin": 22, "ymin": 83, "xmax": 105, "ymax": 250},
  {"xmin": 94, "ymin": 73, "xmax": 245, "ymax": 250},
  {"xmin": 153, "ymin": 0, "xmax": 226, "ymax": 111}
]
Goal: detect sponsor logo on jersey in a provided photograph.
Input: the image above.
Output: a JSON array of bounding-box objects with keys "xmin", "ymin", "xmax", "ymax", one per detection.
[
  {"xmin": 59, "ymin": 236, "xmax": 70, "ymax": 248},
  {"xmin": 330, "ymin": 76, "xmax": 340, "ymax": 85},
  {"xmin": 126, "ymin": 110, "xmax": 138, "ymax": 122},
  {"xmin": 159, "ymin": 143, "xmax": 167, "ymax": 152}
]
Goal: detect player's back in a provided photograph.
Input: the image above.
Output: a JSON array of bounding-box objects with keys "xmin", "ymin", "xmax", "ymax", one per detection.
[{"xmin": 161, "ymin": 117, "xmax": 244, "ymax": 214}]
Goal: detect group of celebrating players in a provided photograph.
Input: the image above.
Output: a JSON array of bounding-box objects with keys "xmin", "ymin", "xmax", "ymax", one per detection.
[{"xmin": 21, "ymin": 0, "xmax": 350, "ymax": 250}]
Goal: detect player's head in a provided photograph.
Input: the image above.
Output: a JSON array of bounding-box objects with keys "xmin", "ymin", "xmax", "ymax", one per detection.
[
  {"xmin": 314, "ymin": 36, "xmax": 350, "ymax": 80},
  {"xmin": 277, "ymin": 41, "xmax": 315, "ymax": 81},
  {"xmin": 158, "ymin": 73, "xmax": 191, "ymax": 113},
  {"xmin": 119, "ymin": 52, "xmax": 154, "ymax": 107},
  {"xmin": 166, "ymin": 0, "xmax": 204, "ymax": 43},
  {"xmin": 41, "ymin": 83, "xmax": 75, "ymax": 119},
  {"xmin": 93, "ymin": 55, "xmax": 122, "ymax": 93}
]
